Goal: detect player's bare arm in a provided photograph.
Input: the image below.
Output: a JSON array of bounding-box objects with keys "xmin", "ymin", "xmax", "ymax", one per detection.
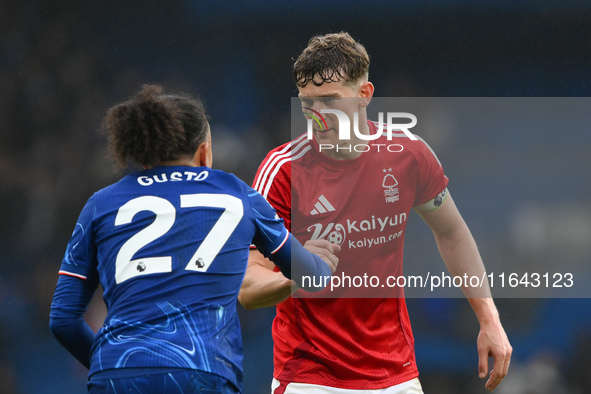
[
  {"xmin": 239, "ymin": 250, "xmax": 293, "ymax": 310},
  {"xmin": 415, "ymin": 190, "xmax": 512, "ymax": 391},
  {"xmin": 239, "ymin": 240, "xmax": 340, "ymax": 310}
]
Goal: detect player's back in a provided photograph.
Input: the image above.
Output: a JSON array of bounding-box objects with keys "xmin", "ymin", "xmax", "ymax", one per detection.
[{"xmin": 88, "ymin": 165, "xmax": 255, "ymax": 387}]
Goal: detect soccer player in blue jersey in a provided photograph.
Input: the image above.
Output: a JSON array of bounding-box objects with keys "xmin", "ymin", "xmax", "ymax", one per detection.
[{"xmin": 49, "ymin": 84, "xmax": 340, "ymax": 393}]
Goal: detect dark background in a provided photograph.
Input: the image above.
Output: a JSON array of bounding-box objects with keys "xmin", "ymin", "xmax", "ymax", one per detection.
[{"xmin": 1, "ymin": 1, "xmax": 590, "ymax": 393}]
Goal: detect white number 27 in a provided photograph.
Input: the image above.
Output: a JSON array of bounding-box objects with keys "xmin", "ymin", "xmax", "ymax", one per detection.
[{"xmin": 114, "ymin": 193, "xmax": 243, "ymax": 284}]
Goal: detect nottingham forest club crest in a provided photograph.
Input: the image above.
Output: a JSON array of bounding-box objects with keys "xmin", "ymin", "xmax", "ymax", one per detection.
[{"xmin": 382, "ymin": 168, "xmax": 399, "ymax": 203}]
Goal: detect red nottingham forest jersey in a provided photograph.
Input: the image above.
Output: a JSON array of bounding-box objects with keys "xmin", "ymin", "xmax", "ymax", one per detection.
[{"xmin": 252, "ymin": 121, "xmax": 448, "ymax": 389}]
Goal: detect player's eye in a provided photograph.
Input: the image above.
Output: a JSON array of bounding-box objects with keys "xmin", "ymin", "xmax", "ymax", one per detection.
[{"xmin": 300, "ymin": 98, "xmax": 313, "ymax": 107}]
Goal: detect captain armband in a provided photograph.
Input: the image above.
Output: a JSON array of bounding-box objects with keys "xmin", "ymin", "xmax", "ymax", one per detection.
[{"xmin": 415, "ymin": 188, "xmax": 448, "ymax": 212}]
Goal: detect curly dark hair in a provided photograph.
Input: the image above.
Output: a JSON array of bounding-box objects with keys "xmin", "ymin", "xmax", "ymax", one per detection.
[
  {"xmin": 293, "ymin": 32, "xmax": 370, "ymax": 88},
  {"xmin": 103, "ymin": 84, "xmax": 209, "ymax": 168}
]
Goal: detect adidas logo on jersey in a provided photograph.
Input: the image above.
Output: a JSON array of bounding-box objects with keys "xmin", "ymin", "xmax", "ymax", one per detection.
[{"xmin": 310, "ymin": 195, "xmax": 335, "ymax": 215}]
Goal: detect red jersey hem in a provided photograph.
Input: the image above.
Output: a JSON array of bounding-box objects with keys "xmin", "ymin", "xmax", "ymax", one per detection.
[{"xmin": 273, "ymin": 368, "xmax": 419, "ymax": 390}]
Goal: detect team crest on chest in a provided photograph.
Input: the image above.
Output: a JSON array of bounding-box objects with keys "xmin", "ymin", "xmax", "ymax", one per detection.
[{"xmin": 382, "ymin": 168, "xmax": 399, "ymax": 203}]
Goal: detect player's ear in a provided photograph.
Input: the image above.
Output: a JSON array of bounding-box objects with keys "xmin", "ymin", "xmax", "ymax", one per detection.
[
  {"xmin": 358, "ymin": 81, "xmax": 374, "ymax": 108},
  {"xmin": 194, "ymin": 141, "xmax": 213, "ymax": 168}
]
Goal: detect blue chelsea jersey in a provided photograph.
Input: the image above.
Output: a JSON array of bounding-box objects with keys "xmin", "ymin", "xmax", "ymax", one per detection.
[{"xmin": 58, "ymin": 166, "xmax": 288, "ymax": 388}]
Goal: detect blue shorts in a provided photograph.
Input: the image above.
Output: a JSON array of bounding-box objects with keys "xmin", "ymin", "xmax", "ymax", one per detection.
[{"xmin": 88, "ymin": 368, "xmax": 240, "ymax": 393}]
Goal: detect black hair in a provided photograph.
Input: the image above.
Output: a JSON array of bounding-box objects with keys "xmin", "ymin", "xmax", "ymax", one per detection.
[{"xmin": 103, "ymin": 84, "xmax": 208, "ymax": 167}]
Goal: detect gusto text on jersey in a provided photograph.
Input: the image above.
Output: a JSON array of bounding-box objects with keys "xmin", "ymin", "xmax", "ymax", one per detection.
[{"xmin": 137, "ymin": 170, "xmax": 209, "ymax": 186}]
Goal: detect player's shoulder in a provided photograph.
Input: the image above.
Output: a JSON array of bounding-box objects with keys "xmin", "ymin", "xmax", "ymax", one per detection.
[
  {"xmin": 370, "ymin": 121, "xmax": 440, "ymax": 161},
  {"xmin": 260, "ymin": 133, "xmax": 312, "ymax": 164},
  {"xmin": 203, "ymin": 168, "xmax": 254, "ymax": 195},
  {"xmin": 91, "ymin": 177, "xmax": 126, "ymax": 201},
  {"xmin": 206, "ymin": 167, "xmax": 240, "ymax": 181},
  {"xmin": 253, "ymin": 133, "xmax": 312, "ymax": 192}
]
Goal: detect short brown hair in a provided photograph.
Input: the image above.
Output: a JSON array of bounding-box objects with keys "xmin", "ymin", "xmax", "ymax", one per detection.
[{"xmin": 293, "ymin": 32, "xmax": 370, "ymax": 88}]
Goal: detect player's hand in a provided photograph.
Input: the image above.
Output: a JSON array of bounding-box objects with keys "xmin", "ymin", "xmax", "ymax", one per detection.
[
  {"xmin": 303, "ymin": 239, "xmax": 341, "ymax": 274},
  {"xmin": 477, "ymin": 319, "xmax": 512, "ymax": 391}
]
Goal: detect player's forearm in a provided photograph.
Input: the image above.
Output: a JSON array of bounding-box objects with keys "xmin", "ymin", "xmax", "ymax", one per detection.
[
  {"xmin": 436, "ymin": 230, "xmax": 503, "ymax": 328},
  {"xmin": 434, "ymin": 223, "xmax": 492, "ymax": 299},
  {"xmin": 467, "ymin": 296, "xmax": 500, "ymax": 325},
  {"xmin": 49, "ymin": 315, "xmax": 94, "ymax": 369},
  {"xmin": 49, "ymin": 274, "xmax": 96, "ymax": 368},
  {"xmin": 238, "ymin": 266, "xmax": 293, "ymax": 310}
]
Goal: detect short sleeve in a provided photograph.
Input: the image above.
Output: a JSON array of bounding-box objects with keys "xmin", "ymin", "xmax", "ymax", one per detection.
[
  {"xmin": 59, "ymin": 195, "xmax": 98, "ymax": 283},
  {"xmin": 247, "ymin": 188, "xmax": 290, "ymax": 258},
  {"xmin": 413, "ymin": 136, "xmax": 449, "ymax": 206},
  {"xmin": 252, "ymin": 145, "xmax": 292, "ymax": 231}
]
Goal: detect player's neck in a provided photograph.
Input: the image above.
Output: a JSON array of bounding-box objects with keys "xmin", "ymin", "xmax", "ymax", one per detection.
[{"xmin": 143, "ymin": 156, "xmax": 197, "ymax": 169}]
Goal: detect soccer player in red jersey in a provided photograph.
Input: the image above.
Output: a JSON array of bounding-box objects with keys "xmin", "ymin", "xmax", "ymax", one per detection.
[{"xmin": 239, "ymin": 32, "xmax": 512, "ymax": 393}]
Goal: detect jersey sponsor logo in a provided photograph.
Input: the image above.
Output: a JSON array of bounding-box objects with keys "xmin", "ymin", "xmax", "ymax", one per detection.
[
  {"xmin": 310, "ymin": 195, "xmax": 335, "ymax": 215},
  {"xmin": 307, "ymin": 222, "xmax": 347, "ymax": 247},
  {"xmin": 306, "ymin": 213, "xmax": 407, "ymax": 248}
]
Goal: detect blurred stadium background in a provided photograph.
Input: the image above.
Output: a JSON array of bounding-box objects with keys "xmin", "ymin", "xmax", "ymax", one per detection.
[{"xmin": 1, "ymin": 1, "xmax": 590, "ymax": 393}]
